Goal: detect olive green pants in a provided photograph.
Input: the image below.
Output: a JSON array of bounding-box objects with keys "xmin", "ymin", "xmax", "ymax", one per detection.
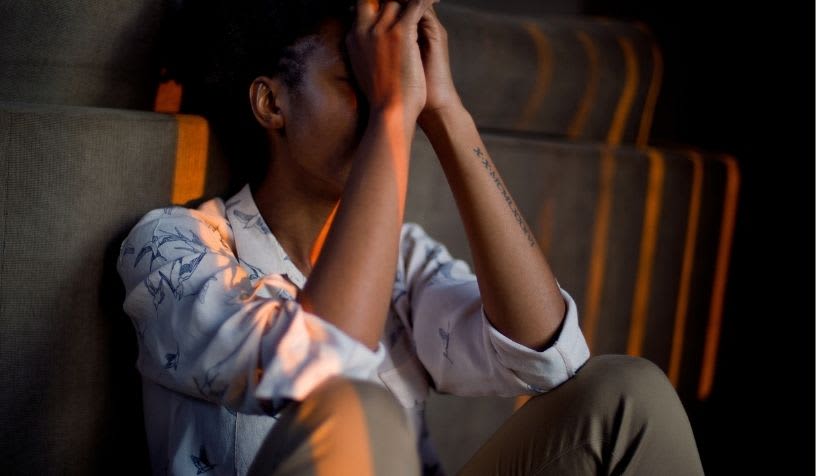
[{"xmin": 249, "ymin": 355, "xmax": 704, "ymax": 475}]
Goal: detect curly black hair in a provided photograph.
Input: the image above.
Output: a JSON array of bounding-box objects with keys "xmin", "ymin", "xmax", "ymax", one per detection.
[{"xmin": 162, "ymin": 0, "xmax": 357, "ymax": 189}]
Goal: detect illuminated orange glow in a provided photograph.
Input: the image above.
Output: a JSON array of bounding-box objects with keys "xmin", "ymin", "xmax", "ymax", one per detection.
[
  {"xmin": 300, "ymin": 14, "xmax": 411, "ymax": 349},
  {"xmin": 582, "ymin": 149, "xmax": 616, "ymax": 352},
  {"xmin": 388, "ymin": 111, "xmax": 410, "ymax": 215},
  {"xmin": 626, "ymin": 149, "xmax": 665, "ymax": 356},
  {"xmin": 698, "ymin": 155, "xmax": 740, "ymax": 401},
  {"xmin": 567, "ymin": 30, "xmax": 600, "ymax": 140},
  {"xmin": 310, "ymin": 201, "xmax": 340, "ymax": 266},
  {"xmin": 513, "ymin": 395, "xmax": 531, "ymax": 411},
  {"xmin": 516, "ymin": 22, "xmax": 553, "ymax": 129},
  {"xmin": 301, "ymin": 380, "xmax": 375, "ymax": 476},
  {"xmin": 668, "ymin": 151, "xmax": 703, "ymax": 387},
  {"xmin": 606, "ymin": 36, "xmax": 638, "ymax": 146},
  {"xmin": 154, "ymin": 80, "xmax": 183, "ymax": 114},
  {"xmin": 171, "ymin": 115, "xmax": 209, "ymax": 205},
  {"xmin": 537, "ymin": 197, "xmax": 555, "ymax": 257},
  {"xmin": 636, "ymin": 43, "xmax": 662, "ymax": 146}
]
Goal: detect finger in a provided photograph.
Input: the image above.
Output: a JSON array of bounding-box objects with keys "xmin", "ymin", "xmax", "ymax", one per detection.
[
  {"xmin": 421, "ymin": 4, "xmax": 446, "ymax": 33},
  {"xmin": 397, "ymin": 0, "xmax": 435, "ymax": 27},
  {"xmin": 420, "ymin": 4, "xmax": 438, "ymax": 27},
  {"xmin": 355, "ymin": 0, "xmax": 379, "ymax": 30},
  {"xmin": 375, "ymin": 0, "xmax": 402, "ymax": 30}
]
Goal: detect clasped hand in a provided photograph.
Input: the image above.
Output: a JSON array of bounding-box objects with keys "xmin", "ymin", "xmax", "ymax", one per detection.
[{"xmin": 346, "ymin": 0, "xmax": 461, "ymax": 126}]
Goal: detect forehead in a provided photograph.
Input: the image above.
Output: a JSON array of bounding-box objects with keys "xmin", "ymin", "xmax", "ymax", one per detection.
[{"xmin": 297, "ymin": 20, "xmax": 349, "ymax": 72}]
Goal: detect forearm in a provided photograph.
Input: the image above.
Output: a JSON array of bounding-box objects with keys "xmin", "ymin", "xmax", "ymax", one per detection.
[
  {"xmin": 421, "ymin": 105, "xmax": 565, "ymax": 350},
  {"xmin": 300, "ymin": 107, "xmax": 414, "ymax": 350}
]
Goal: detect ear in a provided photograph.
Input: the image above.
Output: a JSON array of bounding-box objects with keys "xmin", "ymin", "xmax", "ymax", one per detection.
[{"xmin": 249, "ymin": 76, "xmax": 286, "ymax": 130}]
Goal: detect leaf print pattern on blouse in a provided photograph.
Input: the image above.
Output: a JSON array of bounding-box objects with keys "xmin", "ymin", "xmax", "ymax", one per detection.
[
  {"xmin": 238, "ymin": 258, "xmax": 265, "ymax": 281},
  {"xmin": 232, "ymin": 209, "xmax": 271, "ymax": 235},
  {"xmin": 157, "ymin": 251, "xmax": 206, "ymax": 301},
  {"xmin": 132, "ymin": 226, "xmax": 234, "ymax": 314},
  {"xmin": 164, "ymin": 343, "xmax": 180, "ymax": 371},
  {"xmin": 135, "ymin": 235, "xmax": 168, "ymax": 272},
  {"xmin": 190, "ymin": 445, "xmax": 216, "ymax": 474},
  {"xmin": 193, "ymin": 367, "xmax": 228, "ymax": 401},
  {"xmin": 439, "ymin": 322, "xmax": 453, "ymax": 364}
]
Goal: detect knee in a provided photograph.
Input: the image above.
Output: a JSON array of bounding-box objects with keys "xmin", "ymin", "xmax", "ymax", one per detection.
[
  {"xmin": 312, "ymin": 377, "xmax": 402, "ymax": 411},
  {"xmin": 573, "ymin": 355, "xmax": 686, "ymax": 421},
  {"xmin": 581, "ymin": 355, "xmax": 672, "ymax": 395},
  {"xmin": 303, "ymin": 377, "xmax": 409, "ymax": 431}
]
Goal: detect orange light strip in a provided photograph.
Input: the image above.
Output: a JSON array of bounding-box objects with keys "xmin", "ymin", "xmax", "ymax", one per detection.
[
  {"xmin": 310, "ymin": 201, "xmax": 340, "ymax": 267},
  {"xmin": 154, "ymin": 80, "xmax": 183, "ymax": 114},
  {"xmin": 567, "ymin": 30, "xmax": 600, "ymax": 140},
  {"xmin": 626, "ymin": 149, "xmax": 665, "ymax": 356},
  {"xmin": 514, "ymin": 395, "xmax": 532, "ymax": 411},
  {"xmin": 582, "ymin": 149, "xmax": 617, "ymax": 352},
  {"xmin": 606, "ymin": 36, "xmax": 639, "ymax": 146},
  {"xmin": 516, "ymin": 22, "xmax": 553, "ymax": 129},
  {"xmin": 698, "ymin": 155, "xmax": 740, "ymax": 400},
  {"xmin": 636, "ymin": 43, "xmax": 663, "ymax": 147},
  {"xmin": 667, "ymin": 151, "xmax": 703, "ymax": 387},
  {"xmin": 171, "ymin": 115, "xmax": 209, "ymax": 205}
]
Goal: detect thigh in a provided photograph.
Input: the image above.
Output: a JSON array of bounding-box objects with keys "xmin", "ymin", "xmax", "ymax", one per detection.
[{"xmin": 249, "ymin": 377, "xmax": 420, "ymax": 476}]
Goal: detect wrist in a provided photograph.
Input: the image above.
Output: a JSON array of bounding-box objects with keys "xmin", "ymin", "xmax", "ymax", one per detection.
[
  {"xmin": 368, "ymin": 104, "xmax": 418, "ymax": 141},
  {"xmin": 417, "ymin": 98, "xmax": 468, "ymax": 132}
]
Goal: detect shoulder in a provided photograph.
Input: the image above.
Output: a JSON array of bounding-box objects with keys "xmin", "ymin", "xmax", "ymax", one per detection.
[
  {"xmin": 135, "ymin": 197, "xmax": 227, "ymax": 229},
  {"xmin": 123, "ymin": 197, "xmax": 234, "ymax": 255}
]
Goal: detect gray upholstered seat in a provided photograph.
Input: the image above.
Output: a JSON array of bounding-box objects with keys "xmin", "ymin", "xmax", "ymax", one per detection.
[{"xmin": 0, "ymin": 1, "xmax": 737, "ymax": 474}]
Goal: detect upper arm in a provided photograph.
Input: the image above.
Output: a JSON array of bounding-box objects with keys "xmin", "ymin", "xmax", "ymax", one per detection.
[{"xmin": 118, "ymin": 209, "xmax": 384, "ymax": 414}]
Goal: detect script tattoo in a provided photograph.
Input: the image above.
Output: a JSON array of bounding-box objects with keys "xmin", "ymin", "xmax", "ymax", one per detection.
[{"xmin": 474, "ymin": 147, "xmax": 536, "ymax": 247}]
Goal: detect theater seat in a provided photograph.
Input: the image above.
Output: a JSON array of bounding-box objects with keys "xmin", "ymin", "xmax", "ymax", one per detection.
[{"xmin": 0, "ymin": 1, "xmax": 737, "ymax": 474}]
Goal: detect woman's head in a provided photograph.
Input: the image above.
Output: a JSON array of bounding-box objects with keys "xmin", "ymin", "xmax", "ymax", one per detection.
[{"xmin": 168, "ymin": 0, "xmax": 358, "ymax": 188}]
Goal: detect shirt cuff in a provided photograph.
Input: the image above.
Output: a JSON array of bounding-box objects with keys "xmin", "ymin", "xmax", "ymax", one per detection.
[{"xmin": 483, "ymin": 287, "xmax": 590, "ymax": 392}]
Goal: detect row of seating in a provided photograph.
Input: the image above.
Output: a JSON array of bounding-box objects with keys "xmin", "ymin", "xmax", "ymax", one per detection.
[{"xmin": 0, "ymin": 1, "xmax": 738, "ymax": 473}]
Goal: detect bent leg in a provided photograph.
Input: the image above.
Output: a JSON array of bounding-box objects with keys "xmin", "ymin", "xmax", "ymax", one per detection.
[
  {"xmin": 249, "ymin": 377, "xmax": 420, "ymax": 476},
  {"xmin": 458, "ymin": 355, "xmax": 704, "ymax": 476}
]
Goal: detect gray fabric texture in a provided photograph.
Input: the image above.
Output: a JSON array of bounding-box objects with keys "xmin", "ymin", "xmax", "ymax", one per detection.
[
  {"xmin": 0, "ymin": 0, "xmax": 166, "ymax": 109},
  {"xmin": 438, "ymin": 3, "xmax": 661, "ymax": 143},
  {"xmin": 0, "ymin": 103, "xmax": 731, "ymax": 474},
  {"xmin": 406, "ymin": 131, "xmax": 730, "ymax": 474},
  {"xmin": 0, "ymin": 1, "xmax": 729, "ymax": 473},
  {"xmin": 406, "ymin": 132, "xmax": 730, "ymax": 417},
  {"xmin": 0, "ymin": 103, "xmax": 180, "ymax": 474}
]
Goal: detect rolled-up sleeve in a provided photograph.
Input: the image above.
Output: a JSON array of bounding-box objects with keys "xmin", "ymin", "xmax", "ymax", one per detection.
[
  {"xmin": 400, "ymin": 223, "xmax": 590, "ymax": 397},
  {"xmin": 117, "ymin": 208, "xmax": 384, "ymax": 415},
  {"xmin": 482, "ymin": 288, "xmax": 590, "ymax": 393}
]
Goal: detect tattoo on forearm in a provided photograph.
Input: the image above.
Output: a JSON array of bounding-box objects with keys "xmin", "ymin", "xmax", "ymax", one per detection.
[{"xmin": 474, "ymin": 147, "xmax": 536, "ymax": 247}]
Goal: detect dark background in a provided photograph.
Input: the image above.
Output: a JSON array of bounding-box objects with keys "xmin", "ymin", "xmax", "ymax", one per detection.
[
  {"xmin": 583, "ymin": 1, "xmax": 815, "ymax": 473},
  {"xmin": 459, "ymin": 0, "xmax": 814, "ymax": 472},
  {"xmin": 583, "ymin": 1, "xmax": 813, "ymax": 473}
]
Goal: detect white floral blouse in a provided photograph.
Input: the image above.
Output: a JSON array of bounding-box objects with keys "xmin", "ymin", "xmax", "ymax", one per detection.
[{"xmin": 117, "ymin": 184, "xmax": 590, "ymax": 475}]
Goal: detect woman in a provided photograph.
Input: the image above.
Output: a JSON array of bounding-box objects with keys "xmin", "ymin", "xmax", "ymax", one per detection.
[{"xmin": 118, "ymin": 0, "xmax": 704, "ymax": 474}]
